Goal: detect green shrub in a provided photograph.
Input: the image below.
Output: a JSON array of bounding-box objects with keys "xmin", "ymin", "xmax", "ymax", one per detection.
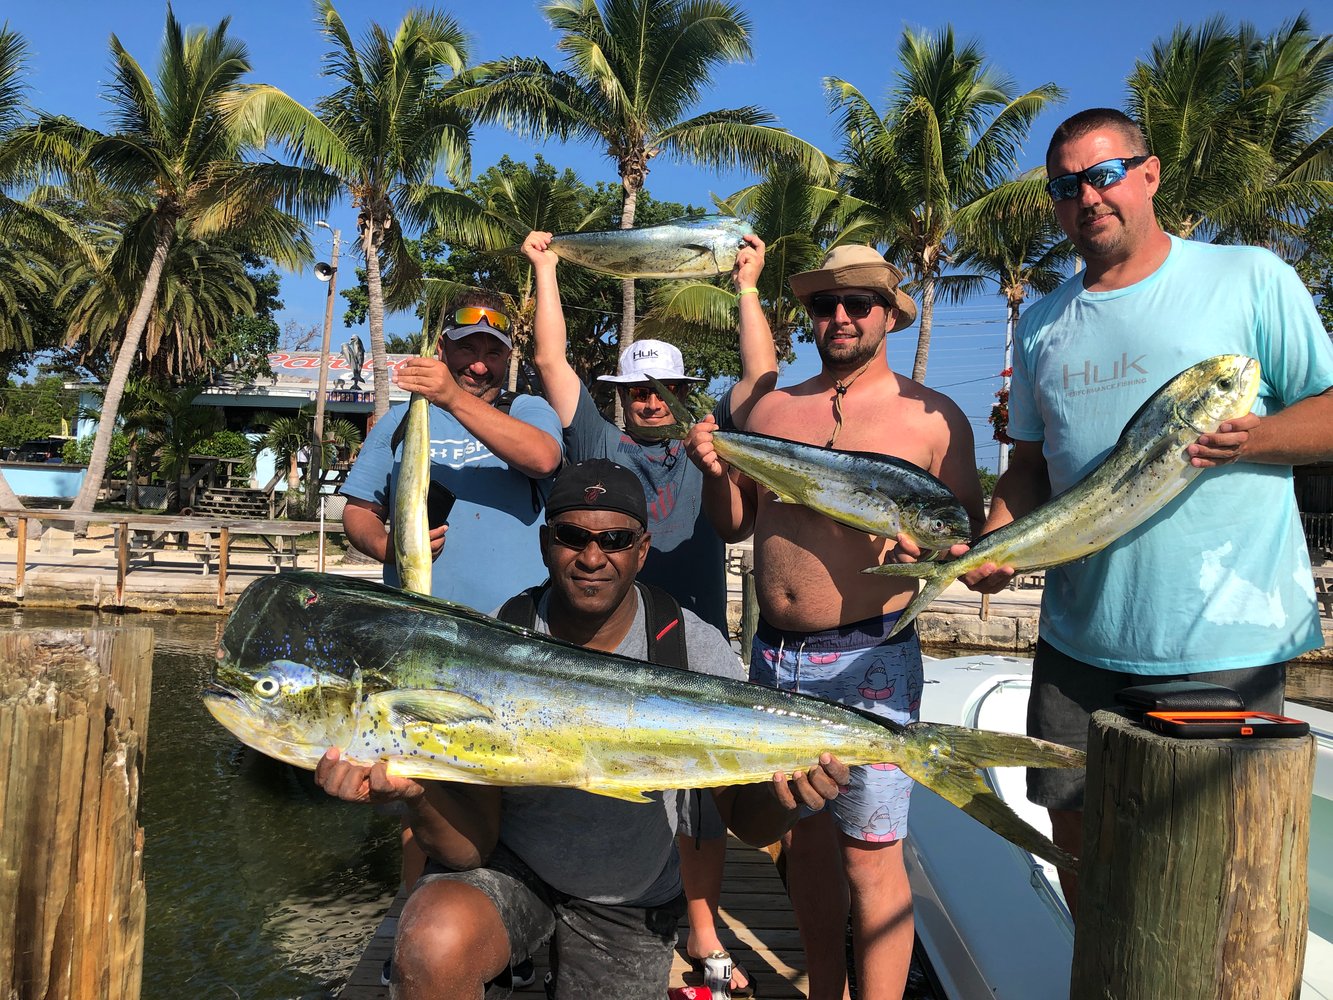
[{"xmin": 63, "ymin": 433, "xmax": 129, "ymax": 465}]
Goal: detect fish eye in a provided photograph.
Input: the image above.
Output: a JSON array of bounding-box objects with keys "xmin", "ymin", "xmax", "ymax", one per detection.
[
  {"xmin": 1218, "ymin": 376, "xmax": 1234, "ymax": 390},
  {"xmin": 254, "ymin": 676, "xmax": 282, "ymax": 699}
]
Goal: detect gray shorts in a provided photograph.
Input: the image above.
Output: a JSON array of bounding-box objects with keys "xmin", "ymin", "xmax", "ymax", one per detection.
[
  {"xmin": 1026, "ymin": 639, "xmax": 1287, "ymax": 810},
  {"xmin": 750, "ymin": 612, "xmax": 922, "ymax": 842},
  {"xmin": 420, "ymin": 845, "xmax": 684, "ymax": 1000},
  {"xmin": 676, "ymin": 787, "xmax": 726, "ymax": 841}
]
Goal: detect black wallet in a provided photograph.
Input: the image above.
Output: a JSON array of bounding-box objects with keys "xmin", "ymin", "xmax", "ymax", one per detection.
[{"xmin": 1116, "ymin": 680, "xmax": 1246, "ymax": 715}]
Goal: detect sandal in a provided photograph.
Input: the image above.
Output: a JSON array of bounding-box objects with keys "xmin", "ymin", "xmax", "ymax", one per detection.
[{"xmin": 686, "ymin": 954, "xmax": 756, "ymax": 999}]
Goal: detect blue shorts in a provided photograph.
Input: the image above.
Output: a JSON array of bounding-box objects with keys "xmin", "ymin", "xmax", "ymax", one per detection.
[{"xmin": 750, "ymin": 613, "xmax": 922, "ymax": 843}]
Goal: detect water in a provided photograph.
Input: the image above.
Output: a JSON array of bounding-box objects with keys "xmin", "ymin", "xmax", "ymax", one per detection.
[{"xmin": 4, "ymin": 608, "xmax": 401, "ymax": 1000}]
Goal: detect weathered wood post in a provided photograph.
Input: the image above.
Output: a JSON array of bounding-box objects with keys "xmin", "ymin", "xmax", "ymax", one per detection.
[
  {"xmin": 740, "ymin": 547, "xmax": 758, "ymax": 658},
  {"xmin": 1072, "ymin": 709, "xmax": 1314, "ymax": 999},
  {"xmin": 0, "ymin": 627, "xmax": 154, "ymax": 1000}
]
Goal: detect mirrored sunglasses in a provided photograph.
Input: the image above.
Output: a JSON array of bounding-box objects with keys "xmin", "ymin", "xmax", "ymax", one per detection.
[
  {"xmin": 1045, "ymin": 155, "xmax": 1149, "ymax": 201},
  {"xmin": 450, "ymin": 305, "xmax": 511, "ymax": 333},
  {"xmin": 625, "ymin": 382, "xmax": 688, "ymax": 403},
  {"xmin": 550, "ymin": 522, "xmax": 642, "ymax": 552},
  {"xmin": 808, "ymin": 293, "xmax": 887, "ymax": 320}
]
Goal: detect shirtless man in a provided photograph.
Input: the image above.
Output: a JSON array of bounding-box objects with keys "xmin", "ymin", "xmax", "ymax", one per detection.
[{"xmin": 687, "ymin": 245, "xmax": 984, "ymax": 1000}]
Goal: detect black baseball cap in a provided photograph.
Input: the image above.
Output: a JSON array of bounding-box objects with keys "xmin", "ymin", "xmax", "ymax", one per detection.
[{"xmin": 545, "ymin": 460, "xmax": 647, "ymax": 528}]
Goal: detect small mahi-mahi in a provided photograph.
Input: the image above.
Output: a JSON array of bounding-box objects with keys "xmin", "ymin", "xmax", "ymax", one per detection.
[
  {"xmin": 867, "ymin": 354, "xmax": 1262, "ymax": 637},
  {"xmin": 639, "ymin": 375, "xmax": 974, "ymax": 550},
  {"xmin": 390, "ymin": 323, "xmax": 436, "ymax": 595},
  {"xmin": 543, "ymin": 215, "xmax": 754, "ymax": 279}
]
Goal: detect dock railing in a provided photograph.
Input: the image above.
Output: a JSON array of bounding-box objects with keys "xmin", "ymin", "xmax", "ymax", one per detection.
[{"xmin": 0, "ymin": 507, "xmax": 338, "ymax": 608}]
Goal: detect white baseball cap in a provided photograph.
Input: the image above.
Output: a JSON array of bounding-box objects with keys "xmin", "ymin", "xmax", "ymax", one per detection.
[{"xmin": 596, "ymin": 339, "xmax": 704, "ymax": 385}]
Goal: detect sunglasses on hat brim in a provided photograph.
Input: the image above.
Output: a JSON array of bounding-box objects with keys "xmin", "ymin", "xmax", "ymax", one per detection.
[{"xmin": 448, "ymin": 305, "xmax": 511, "ymax": 333}]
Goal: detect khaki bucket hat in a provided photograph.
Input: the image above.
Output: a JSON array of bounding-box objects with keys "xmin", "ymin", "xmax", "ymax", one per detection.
[{"xmin": 788, "ymin": 245, "xmax": 918, "ymax": 332}]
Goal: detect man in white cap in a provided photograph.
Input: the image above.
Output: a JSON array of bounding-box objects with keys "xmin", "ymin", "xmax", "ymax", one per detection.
[
  {"xmin": 687, "ymin": 245, "xmax": 985, "ymax": 1000},
  {"xmin": 522, "ymin": 228, "xmax": 777, "ymax": 997}
]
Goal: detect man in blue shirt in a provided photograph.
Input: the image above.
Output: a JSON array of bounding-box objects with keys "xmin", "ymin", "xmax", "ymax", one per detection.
[
  {"xmin": 341, "ymin": 293, "xmax": 564, "ymax": 614},
  {"xmin": 959, "ymin": 108, "xmax": 1333, "ymax": 911}
]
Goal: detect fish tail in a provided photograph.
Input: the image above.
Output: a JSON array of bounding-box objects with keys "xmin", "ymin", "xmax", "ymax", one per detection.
[
  {"xmin": 898, "ymin": 722, "xmax": 1083, "ymax": 870},
  {"xmin": 877, "ymin": 568, "xmax": 955, "ymax": 638},
  {"xmin": 620, "ymin": 374, "xmax": 690, "ymax": 441}
]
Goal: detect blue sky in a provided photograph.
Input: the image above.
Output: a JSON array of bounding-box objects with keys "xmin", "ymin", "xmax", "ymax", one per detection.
[{"xmin": 6, "ymin": 1, "xmax": 1329, "ymax": 469}]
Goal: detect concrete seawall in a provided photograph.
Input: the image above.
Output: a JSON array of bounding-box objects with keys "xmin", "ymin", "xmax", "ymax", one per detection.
[{"xmin": 3, "ymin": 526, "xmax": 1330, "ymax": 672}]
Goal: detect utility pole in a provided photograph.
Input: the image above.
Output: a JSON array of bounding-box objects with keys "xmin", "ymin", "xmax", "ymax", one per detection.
[{"xmin": 309, "ymin": 222, "xmax": 341, "ymax": 502}]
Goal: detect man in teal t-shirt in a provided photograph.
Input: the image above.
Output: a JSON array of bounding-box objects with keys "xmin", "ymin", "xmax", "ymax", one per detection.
[{"xmin": 963, "ymin": 108, "xmax": 1333, "ymax": 911}]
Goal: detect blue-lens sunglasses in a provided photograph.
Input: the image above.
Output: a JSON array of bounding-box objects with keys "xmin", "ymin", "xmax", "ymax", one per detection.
[{"xmin": 1045, "ymin": 155, "xmax": 1149, "ymax": 201}]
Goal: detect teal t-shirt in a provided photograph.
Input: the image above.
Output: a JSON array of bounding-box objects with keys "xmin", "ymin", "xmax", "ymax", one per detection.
[{"xmin": 1009, "ymin": 236, "xmax": 1333, "ymax": 673}]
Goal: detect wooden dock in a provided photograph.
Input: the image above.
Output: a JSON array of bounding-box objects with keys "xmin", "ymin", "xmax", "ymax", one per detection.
[{"xmin": 340, "ymin": 837, "xmax": 808, "ymax": 998}]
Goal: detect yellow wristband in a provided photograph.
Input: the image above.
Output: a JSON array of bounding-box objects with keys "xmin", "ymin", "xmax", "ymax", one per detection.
[{"xmin": 737, "ymin": 287, "xmax": 759, "ymax": 298}]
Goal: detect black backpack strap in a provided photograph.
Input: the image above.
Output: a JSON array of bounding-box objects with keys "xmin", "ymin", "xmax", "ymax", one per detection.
[
  {"xmin": 495, "ymin": 582, "xmax": 549, "ymax": 631},
  {"xmin": 635, "ymin": 581, "xmax": 688, "ymax": 670}
]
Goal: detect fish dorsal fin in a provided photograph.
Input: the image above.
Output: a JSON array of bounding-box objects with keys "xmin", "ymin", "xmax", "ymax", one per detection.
[{"xmin": 374, "ymin": 689, "xmax": 495, "ymax": 727}]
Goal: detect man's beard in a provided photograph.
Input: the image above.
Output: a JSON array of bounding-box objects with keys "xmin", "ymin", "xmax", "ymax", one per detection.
[{"xmin": 815, "ymin": 330, "xmax": 883, "ymax": 372}]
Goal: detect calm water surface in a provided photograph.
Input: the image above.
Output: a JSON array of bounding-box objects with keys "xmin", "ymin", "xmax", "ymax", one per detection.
[{"xmin": 5, "ymin": 607, "xmax": 400, "ymax": 1000}]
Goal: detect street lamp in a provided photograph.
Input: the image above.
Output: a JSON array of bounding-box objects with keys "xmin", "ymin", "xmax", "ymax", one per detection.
[{"xmin": 309, "ymin": 220, "xmax": 341, "ymax": 501}]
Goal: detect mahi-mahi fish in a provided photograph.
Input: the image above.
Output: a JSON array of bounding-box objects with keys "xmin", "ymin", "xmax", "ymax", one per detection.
[
  {"xmin": 639, "ymin": 376, "xmax": 973, "ymax": 550},
  {"xmin": 544, "ymin": 215, "xmax": 754, "ymax": 279},
  {"xmin": 868, "ymin": 354, "xmax": 1262, "ymax": 637},
  {"xmin": 389, "ymin": 323, "xmax": 436, "ymax": 595},
  {"xmin": 203, "ymin": 572, "xmax": 1086, "ymax": 868}
]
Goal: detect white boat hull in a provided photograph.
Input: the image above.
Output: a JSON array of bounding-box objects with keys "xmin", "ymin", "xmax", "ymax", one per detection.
[{"xmin": 906, "ymin": 654, "xmax": 1333, "ymax": 999}]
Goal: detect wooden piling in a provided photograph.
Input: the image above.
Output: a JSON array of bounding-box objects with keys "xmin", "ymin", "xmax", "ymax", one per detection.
[
  {"xmin": 1072, "ymin": 709, "xmax": 1314, "ymax": 999},
  {"xmin": 0, "ymin": 627, "xmax": 155, "ymax": 1000}
]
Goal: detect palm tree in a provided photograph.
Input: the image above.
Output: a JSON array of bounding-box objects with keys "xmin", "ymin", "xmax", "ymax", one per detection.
[
  {"xmin": 452, "ymin": 0, "xmax": 833, "ymax": 354},
  {"xmin": 829, "ymin": 25, "xmax": 1063, "ymax": 381},
  {"xmin": 422, "ymin": 155, "xmax": 608, "ymax": 387},
  {"xmin": 59, "ymin": 216, "xmax": 259, "ymax": 384},
  {"xmin": 53, "ymin": 8, "xmax": 309, "ymax": 516},
  {"xmin": 1128, "ymin": 14, "xmax": 1333, "ymax": 248},
  {"xmin": 253, "ymin": 406, "xmax": 361, "ymax": 513},
  {"xmin": 0, "ymin": 24, "xmax": 90, "ymax": 528},
  {"xmin": 220, "ymin": 1, "xmax": 495, "ymax": 421},
  {"xmin": 954, "ymin": 172, "xmax": 1076, "ymax": 472},
  {"xmin": 136, "ymin": 382, "xmax": 221, "ymax": 512}
]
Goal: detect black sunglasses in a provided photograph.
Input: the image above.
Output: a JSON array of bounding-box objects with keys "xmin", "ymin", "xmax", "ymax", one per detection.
[
  {"xmin": 1045, "ymin": 155, "xmax": 1149, "ymax": 201},
  {"xmin": 807, "ymin": 293, "xmax": 887, "ymax": 319},
  {"xmin": 549, "ymin": 522, "xmax": 642, "ymax": 553},
  {"xmin": 625, "ymin": 383, "xmax": 688, "ymax": 403}
]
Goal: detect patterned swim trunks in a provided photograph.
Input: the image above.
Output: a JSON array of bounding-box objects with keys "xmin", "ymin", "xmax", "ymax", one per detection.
[{"xmin": 750, "ymin": 613, "xmax": 922, "ymax": 843}]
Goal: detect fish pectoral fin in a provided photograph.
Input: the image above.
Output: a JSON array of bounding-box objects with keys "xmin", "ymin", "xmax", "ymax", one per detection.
[
  {"xmin": 372, "ymin": 689, "xmax": 495, "ymax": 727},
  {"xmin": 587, "ymin": 786, "xmax": 658, "ymax": 803}
]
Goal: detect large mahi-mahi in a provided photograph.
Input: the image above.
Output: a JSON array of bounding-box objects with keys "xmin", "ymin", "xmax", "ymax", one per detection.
[
  {"xmin": 868, "ymin": 354, "xmax": 1262, "ymax": 637},
  {"xmin": 204, "ymin": 572, "xmax": 1086, "ymax": 868}
]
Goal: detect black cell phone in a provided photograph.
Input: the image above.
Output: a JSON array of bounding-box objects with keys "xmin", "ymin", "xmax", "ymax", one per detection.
[
  {"xmin": 427, "ymin": 481, "xmax": 456, "ymax": 529},
  {"xmin": 1143, "ymin": 711, "xmax": 1310, "ymax": 740},
  {"xmin": 1116, "ymin": 680, "xmax": 1245, "ymax": 716}
]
